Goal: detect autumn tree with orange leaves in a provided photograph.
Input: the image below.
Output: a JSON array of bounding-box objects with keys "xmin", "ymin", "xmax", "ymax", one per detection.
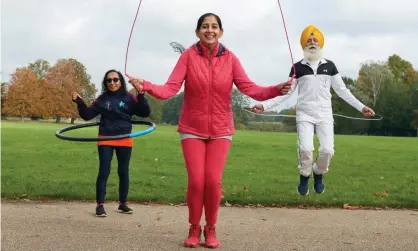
[
  {"xmin": 2, "ymin": 68, "xmax": 43, "ymax": 121},
  {"xmin": 45, "ymin": 59, "xmax": 82, "ymax": 122},
  {"xmin": 2, "ymin": 58, "xmax": 97, "ymax": 123}
]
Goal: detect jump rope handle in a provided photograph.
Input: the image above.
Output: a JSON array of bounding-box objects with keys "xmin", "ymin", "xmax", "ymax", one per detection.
[
  {"xmin": 125, "ymin": 73, "xmax": 134, "ymax": 81},
  {"xmin": 125, "ymin": 73, "xmax": 145, "ymax": 94},
  {"xmin": 289, "ymin": 74, "xmax": 296, "ymax": 83}
]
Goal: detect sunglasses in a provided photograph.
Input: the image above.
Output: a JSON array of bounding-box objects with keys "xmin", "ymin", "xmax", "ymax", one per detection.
[{"xmin": 106, "ymin": 78, "xmax": 119, "ymax": 83}]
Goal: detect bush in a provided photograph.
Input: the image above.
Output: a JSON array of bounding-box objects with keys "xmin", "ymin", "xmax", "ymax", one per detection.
[
  {"xmin": 246, "ymin": 122, "xmax": 282, "ymax": 132},
  {"xmin": 235, "ymin": 123, "xmax": 246, "ymax": 130}
]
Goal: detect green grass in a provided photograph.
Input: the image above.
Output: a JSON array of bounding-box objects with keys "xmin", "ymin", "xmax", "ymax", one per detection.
[{"xmin": 1, "ymin": 121, "xmax": 417, "ymax": 208}]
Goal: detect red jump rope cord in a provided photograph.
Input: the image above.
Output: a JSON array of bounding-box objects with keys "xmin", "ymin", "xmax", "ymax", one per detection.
[
  {"xmin": 124, "ymin": 0, "xmax": 143, "ymax": 80},
  {"xmin": 124, "ymin": 0, "xmax": 295, "ymax": 82},
  {"xmin": 277, "ymin": 0, "xmax": 296, "ymax": 82}
]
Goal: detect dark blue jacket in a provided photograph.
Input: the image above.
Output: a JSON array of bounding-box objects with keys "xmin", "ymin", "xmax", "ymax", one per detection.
[{"xmin": 74, "ymin": 90, "xmax": 151, "ymax": 136}]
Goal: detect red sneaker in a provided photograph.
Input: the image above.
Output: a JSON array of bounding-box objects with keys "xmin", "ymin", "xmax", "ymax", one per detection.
[
  {"xmin": 184, "ymin": 224, "xmax": 201, "ymax": 248},
  {"xmin": 204, "ymin": 225, "xmax": 220, "ymax": 248}
]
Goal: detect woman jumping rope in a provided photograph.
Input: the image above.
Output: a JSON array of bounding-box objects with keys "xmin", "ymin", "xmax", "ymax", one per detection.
[{"xmin": 128, "ymin": 13, "xmax": 292, "ymax": 249}]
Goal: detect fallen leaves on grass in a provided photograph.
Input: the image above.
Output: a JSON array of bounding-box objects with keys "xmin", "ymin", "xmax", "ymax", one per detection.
[
  {"xmin": 343, "ymin": 203, "xmax": 361, "ymax": 210},
  {"xmin": 372, "ymin": 191, "xmax": 389, "ymax": 197},
  {"xmin": 243, "ymin": 185, "xmax": 252, "ymax": 199}
]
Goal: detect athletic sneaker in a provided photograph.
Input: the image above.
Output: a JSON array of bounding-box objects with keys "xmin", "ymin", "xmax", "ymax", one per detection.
[
  {"xmin": 313, "ymin": 172, "xmax": 325, "ymax": 193},
  {"xmin": 204, "ymin": 225, "xmax": 220, "ymax": 248},
  {"xmin": 118, "ymin": 204, "xmax": 133, "ymax": 214},
  {"xmin": 184, "ymin": 224, "xmax": 201, "ymax": 248},
  {"xmin": 96, "ymin": 205, "xmax": 107, "ymax": 217},
  {"xmin": 297, "ymin": 175, "xmax": 310, "ymax": 195}
]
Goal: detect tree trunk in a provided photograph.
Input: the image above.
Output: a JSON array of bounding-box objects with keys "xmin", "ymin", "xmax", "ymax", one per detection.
[
  {"xmin": 56, "ymin": 116, "xmax": 61, "ymax": 123},
  {"xmin": 71, "ymin": 118, "xmax": 75, "ymax": 124}
]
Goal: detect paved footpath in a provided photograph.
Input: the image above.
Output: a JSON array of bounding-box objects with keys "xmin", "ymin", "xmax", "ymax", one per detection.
[{"xmin": 1, "ymin": 200, "xmax": 417, "ymax": 251}]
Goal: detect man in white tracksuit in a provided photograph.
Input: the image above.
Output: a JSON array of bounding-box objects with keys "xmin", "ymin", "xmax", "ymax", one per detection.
[{"xmin": 252, "ymin": 24, "xmax": 375, "ymax": 195}]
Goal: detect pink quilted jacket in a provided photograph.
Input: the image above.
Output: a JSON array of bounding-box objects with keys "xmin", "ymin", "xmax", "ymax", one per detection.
[{"xmin": 143, "ymin": 41, "xmax": 284, "ymax": 138}]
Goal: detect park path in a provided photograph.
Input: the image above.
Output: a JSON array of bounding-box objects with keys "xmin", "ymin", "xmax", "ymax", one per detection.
[{"xmin": 1, "ymin": 200, "xmax": 417, "ymax": 251}]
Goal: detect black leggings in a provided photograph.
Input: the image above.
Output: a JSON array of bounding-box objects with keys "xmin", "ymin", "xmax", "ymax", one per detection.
[{"xmin": 96, "ymin": 145, "xmax": 132, "ymax": 204}]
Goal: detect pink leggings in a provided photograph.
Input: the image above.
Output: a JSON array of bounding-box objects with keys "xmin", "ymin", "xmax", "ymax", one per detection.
[{"xmin": 181, "ymin": 138, "xmax": 231, "ymax": 225}]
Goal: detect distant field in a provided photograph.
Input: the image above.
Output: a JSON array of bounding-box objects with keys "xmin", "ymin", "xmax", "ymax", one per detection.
[{"xmin": 1, "ymin": 121, "xmax": 417, "ymax": 208}]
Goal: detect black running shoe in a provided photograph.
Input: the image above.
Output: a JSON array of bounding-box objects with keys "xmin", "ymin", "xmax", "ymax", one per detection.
[
  {"xmin": 118, "ymin": 204, "xmax": 133, "ymax": 214},
  {"xmin": 96, "ymin": 205, "xmax": 107, "ymax": 217}
]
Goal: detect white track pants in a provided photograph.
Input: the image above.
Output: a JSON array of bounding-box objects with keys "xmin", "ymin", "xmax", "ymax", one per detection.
[{"xmin": 296, "ymin": 121, "xmax": 334, "ymax": 177}]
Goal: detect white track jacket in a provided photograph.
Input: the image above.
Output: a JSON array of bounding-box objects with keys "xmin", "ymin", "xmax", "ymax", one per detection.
[{"xmin": 263, "ymin": 58, "xmax": 365, "ymax": 123}]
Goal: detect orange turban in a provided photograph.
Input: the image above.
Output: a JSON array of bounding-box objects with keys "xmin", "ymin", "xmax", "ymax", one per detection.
[{"xmin": 300, "ymin": 25, "xmax": 324, "ymax": 48}]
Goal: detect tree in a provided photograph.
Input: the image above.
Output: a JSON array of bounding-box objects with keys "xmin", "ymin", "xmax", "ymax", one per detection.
[
  {"xmin": 156, "ymin": 42, "xmax": 187, "ymax": 125},
  {"xmin": 411, "ymin": 109, "xmax": 418, "ymax": 137},
  {"xmin": 144, "ymin": 94, "xmax": 165, "ymax": 123},
  {"xmin": 2, "ymin": 68, "xmax": 42, "ymax": 121},
  {"xmin": 162, "ymin": 92, "xmax": 184, "ymax": 125},
  {"xmin": 231, "ymin": 88, "xmax": 251, "ymax": 126},
  {"xmin": 28, "ymin": 59, "xmax": 50, "ymax": 81},
  {"xmin": 67, "ymin": 59, "xmax": 97, "ymax": 123},
  {"xmin": 26, "ymin": 59, "xmax": 55, "ymax": 120},
  {"xmin": 371, "ymin": 56, "xmax": 418, "ymax": 136},
  {"xmin": 1, "ymin": 82, "xmax": 9, "ymax": 115},
  {"xmin": 388, "ymin": 54, "xmax": 415, "ymax": 85},
  {"xmin": 330, "ymin": 76, "xmax": 370, "ymax": 134},
  {"xmin": 281, "ymin": 107, "xmax": 297, "ymax": 127},
  {"xmin": 357, "ymin": 61, "xmax": 394, "ymax": 107},
  {"xmin": 68, "ymin": 58, "xmax": 96, "ymax": 104},
  {"xmin": 375, "ymin": 78, "xmax": 414, "ymax": 136},
  {"xmin": 39, "ymin": 58, "xmax": 97, "ymax": 123},
  {"xmin": 409, "ymin": 79, "xmax": 418, "ymax": 136},
  {"xmin": 129, "ymin": 88, "xmax": 165, "ymax": 123},
  {"xmin": 387, "ymin": 56, "xmax": 418, "ymax": 105},
  {"xmin": 45, "ymin": 59, "xmax": 81, "ymax": 123}
]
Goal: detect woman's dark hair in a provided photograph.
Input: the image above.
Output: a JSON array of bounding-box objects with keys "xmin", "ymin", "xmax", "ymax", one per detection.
[
  {"xmin": 196, "ymin": 13, "xmax": 223, "ymax": 30},
  {"xmin": 101, "ymin": 69, "xmax": 127, "ymax": 94}
]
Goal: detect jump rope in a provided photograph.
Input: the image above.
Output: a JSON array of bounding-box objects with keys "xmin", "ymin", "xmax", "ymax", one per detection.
[
  {"xmin": 123, "ymin": 0, "xmax": 383, "ymax": 122},
  {"xmin": 124, "ymin": 0, "xmax": 143, "ymax": 81}
]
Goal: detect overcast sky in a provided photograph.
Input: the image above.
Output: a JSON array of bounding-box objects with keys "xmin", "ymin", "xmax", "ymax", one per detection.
[{"xmin": 2, "ymin": 0, "xmax": 418, "ymax": 110}]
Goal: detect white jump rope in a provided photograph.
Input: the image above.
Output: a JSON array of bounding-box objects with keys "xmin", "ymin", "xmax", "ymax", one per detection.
[{"xmin": 242, "ymin": 108, "xmax": 383, "ymax": 121}]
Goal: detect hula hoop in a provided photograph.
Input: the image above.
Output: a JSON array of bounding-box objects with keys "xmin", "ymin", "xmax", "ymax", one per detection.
[{"xmin": 55, "ymin": 120, "xmax": 156, "ymax": 142}]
